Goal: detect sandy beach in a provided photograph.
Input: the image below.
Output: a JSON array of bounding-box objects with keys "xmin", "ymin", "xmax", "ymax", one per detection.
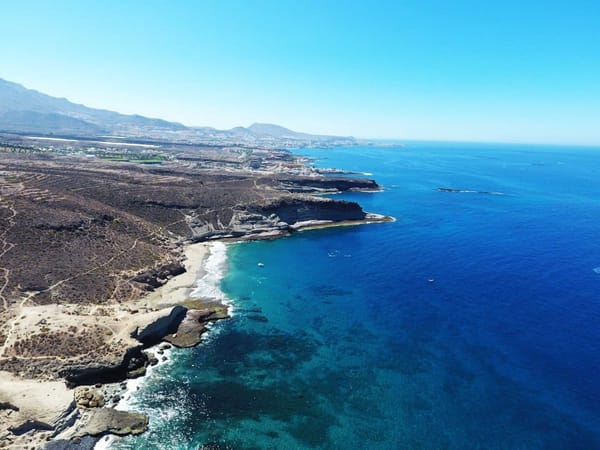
[{"xmin": 0, "ymin": 242, "xmax": 218, "ymax": 448}]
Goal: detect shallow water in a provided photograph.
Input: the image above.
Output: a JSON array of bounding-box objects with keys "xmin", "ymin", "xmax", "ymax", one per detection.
[{"xmin": 111, "ymin": 142, "xmax": 600, "ymax": 449}]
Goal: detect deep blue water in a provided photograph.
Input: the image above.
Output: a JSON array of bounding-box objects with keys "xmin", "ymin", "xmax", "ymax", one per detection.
[{"xmin": 112, "ymin": 142, "xmax": 600, "ymax": 449}]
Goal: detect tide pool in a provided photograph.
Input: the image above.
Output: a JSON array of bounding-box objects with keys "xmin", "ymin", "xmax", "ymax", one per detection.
[{"xmin": 110, "ymin": 142, "xmax": 600, "ymax": 449}]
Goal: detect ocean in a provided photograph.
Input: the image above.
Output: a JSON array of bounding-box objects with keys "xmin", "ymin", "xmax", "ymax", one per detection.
[{"xmin": 107, "ymin": 142, "xmax": 600, "ymax": 449}]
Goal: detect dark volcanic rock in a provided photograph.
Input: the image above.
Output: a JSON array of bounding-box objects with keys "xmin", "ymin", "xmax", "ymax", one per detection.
[
  {"xmin": 59, "ymin": 346, "xmax": 146, "ymax": 387},
  {"xmin": 131, "ymin": 305, "xmax": 187, "ymax": 346},
  {"xmin": 276, "ymin": 176, "xmax": 380, "ymax": 193},
  {"xmin": 164, "ymin": 307, "xmax": 229, "ymax": 348},
  {"xmin": 132, "ymin": 262, "xmax": 186, "ymax": 290},
  {"xmin": 66, "ymin": 408, "xmax": 148, "ymax": 438},
  {"xmin": 249, "ymin": 196, "xmax": 366, "ymax": 224}
]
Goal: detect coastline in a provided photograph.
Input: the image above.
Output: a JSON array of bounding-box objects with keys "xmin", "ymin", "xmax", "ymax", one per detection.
[
  {"xmin": 57, "ymin": 214, "xmax": 392, "ymax": 448},
  {"xmin": 290, "ymin": 213, "xmax": 395, "ymax": 232},
  {"xmin": 138, "ymin": 242, "xmax": 211, "ymax": 310},
  {"xmin": 0, "ymin": 171, "xmax": 392, "ymax": 448},
  {"xmin": 86, "ymin": 215, "xmax": 395, "ymax": 448},
  {"xmin": 92, "ymin": 241, "xmax": 231, "ymax": 449},
  {"xmin": 0, "ymin": 241, "xmax": 228, "ymax": 449}
]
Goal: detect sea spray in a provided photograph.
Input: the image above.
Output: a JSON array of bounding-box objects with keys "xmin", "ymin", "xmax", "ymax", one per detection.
[
  {"xmin": 94, "ymin": 346, "xmax": 173, "ymax": 450},
  {"xmin": 190, "ymin": 241, "xmax": 232, "ymax": 309}
]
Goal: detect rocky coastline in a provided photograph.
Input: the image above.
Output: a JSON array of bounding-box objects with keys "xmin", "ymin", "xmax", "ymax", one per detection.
[
  {"xmin": 0, "ymin": 147, "xmax": 393, "ymax": 449},
  {"xmin": 0, "ymin": 242, "xmax": 229, "ymax": 449}
]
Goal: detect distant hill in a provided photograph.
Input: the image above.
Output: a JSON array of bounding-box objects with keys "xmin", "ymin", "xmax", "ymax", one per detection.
[
  {"xmin": 0, "ymin": 111, "xmax": 105, "ymax": 135},
  {"xmin": 0, "ymin": 78, "xmax": 356, "ymax": 147},
  {"xmin": 247, "ymin": 123, "xmax": 352, "ymax": 141},
  {"xmin": 0, "ymin": 78, "xmax": 187, "ymax": 136}
]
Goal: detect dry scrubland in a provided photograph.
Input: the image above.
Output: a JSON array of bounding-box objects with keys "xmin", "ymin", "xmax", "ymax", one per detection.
[{"xmin": 0, "ymin": 143, "xmax": 387, "ymax": 447}]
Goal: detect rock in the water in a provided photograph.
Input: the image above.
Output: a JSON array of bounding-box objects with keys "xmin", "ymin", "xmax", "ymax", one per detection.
[
  {"xmin": 143, "ymin": 350, "xmax": 159, "ymax": 366},
  {"xmin": 164, "ymin": 308, "xmax": 228, "ymax": 348},
  {"xmin": 247, "ymin": 315, "xmax": 269, "ymax": 322}
]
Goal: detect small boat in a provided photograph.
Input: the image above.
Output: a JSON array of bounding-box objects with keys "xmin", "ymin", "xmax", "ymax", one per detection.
[
  {"xmin": 257, "ymin": 262, "xmax": 265, "ymax": 267},
  {"xmin": 427, "ymin": 278, "xmax": 435, "ymax": 283}
]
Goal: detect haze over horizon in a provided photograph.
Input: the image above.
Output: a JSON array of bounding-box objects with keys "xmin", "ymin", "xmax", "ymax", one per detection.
[{"xmin": 2, "ymin": 0, "xmax": 599, "ymax": 145}]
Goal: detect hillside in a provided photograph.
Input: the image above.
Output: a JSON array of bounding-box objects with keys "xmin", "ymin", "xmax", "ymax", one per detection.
[{"xmin": 0, "ymin": 79, "xmax": 356, "ymax": 147}]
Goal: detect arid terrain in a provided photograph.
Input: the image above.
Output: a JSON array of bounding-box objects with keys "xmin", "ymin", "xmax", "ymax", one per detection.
[{"xmin": 0, "ymin": 138, "xmax": 390, "ymax": 448}]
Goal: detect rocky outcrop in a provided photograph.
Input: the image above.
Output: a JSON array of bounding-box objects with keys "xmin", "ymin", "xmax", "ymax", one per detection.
[
  {"xmin": 130, "ymin": 305, "xmax": 187, "ymax": 345},
  {"xmin": 59, "ymin": 345, "xmax": 147, "ymax": 387},
  {"xmin": 58, "ymin": 304, "xmax": 216, "ymax": 386},
  {"xmin": 275, "ymin": 176, "xmax": 380, "ymax": 193},
  {"xmin": 0, "ymin": 372, "xmax": 77, "ymax": 443},
  {"xmin": 250, "ymin": 196, "xmax": 366, "ymax": 224},
  {"xmin": 132, "ymin": 262, "xmax": 186, "ymax": 290},
  {"xmin": 74, "ymin": 388, "xmax": 105, "ymax": 409},
  {"xmin": 58, "ymin": 408, "xmax": 148, "ymax": 439},
  {"xmin": 187, "ymin": 195, "xmax": 380, "ymax": 242},
  {"xmin": 164, "ymin": 307, "xmax": 229, "ymax": 348}
]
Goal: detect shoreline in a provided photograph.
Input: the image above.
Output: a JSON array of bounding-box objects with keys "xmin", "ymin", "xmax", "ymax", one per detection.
[
  {"xmin": 93, "ymin": 241, "xmax": 231, "ymax": 449},
  {"xmin": 92, "ymin": 344, "xmax": 174, "ymax": 450},
  {"xmin": 0, "ymin": 241, "xmax": 228, "ymax": 449},
  {"xmin": 89, "ymin": 216, "xmax": 394, "ymax": 447},
  {"xmin": 290, "ymin": 213, "xmax": 395, "ymax": 232},
  {"xmin": 91, "ymin": 213, "xmax": 395, "ymax": 448},
  {"xmin": 1, "ymin": 206, "xmax": 392, "ymax": 448}
]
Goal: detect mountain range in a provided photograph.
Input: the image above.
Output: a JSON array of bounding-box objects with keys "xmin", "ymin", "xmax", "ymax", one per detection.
[{"xmin": 0, "ymin": 78, "xmax": 355, "ymax": 147}]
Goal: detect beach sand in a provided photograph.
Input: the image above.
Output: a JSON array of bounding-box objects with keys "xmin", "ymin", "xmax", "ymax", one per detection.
[
  {"xmin": 139, "ymin": 242, "xmax": 210, "ymax": 310},
  {"xmin": 0, "ymin": 242, "xmax": 213, "ymax": 448}
]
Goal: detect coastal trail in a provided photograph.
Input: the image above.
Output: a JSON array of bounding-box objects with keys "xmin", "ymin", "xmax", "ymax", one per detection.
[{"xmin": 0, "ymin": 200, "xmax": 18, "ymax": 311}]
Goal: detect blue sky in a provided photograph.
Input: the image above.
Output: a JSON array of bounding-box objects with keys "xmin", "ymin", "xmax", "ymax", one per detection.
[{"xmin": 2, "ymin": 0, "xmax": 599, "ymax": 144}]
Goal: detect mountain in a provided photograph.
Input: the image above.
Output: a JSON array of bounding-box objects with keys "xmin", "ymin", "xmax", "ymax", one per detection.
[
  {"xmin": 247, "ymin": 123, "xmax": 351, "ymax": 141},
  {"xmin": 0, "ymin": 111, "xmax": 105, "ymax": 135},
  {"xmin": 0, "ymin": 78, "xmax": 186, "ymax": 136},
  {"xmin": 0, "ymin": 78, "xmax": 356, "ymax": 147}
]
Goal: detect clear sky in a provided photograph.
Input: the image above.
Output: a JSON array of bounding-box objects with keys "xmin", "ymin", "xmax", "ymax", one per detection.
[{"xmin": 1, "ymin": 0, "xmax": 599, "ymax": 144}]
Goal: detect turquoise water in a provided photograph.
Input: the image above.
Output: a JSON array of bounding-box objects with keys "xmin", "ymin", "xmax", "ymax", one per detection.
[{"xmin": 111, "ymin": 142, "xmax": 600, "ymax": 449}]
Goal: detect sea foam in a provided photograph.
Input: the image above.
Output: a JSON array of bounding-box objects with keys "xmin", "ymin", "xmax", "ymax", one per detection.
[{"xmin": 190, "ymin": 241, "xmax": 233, "ymax": 311}]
